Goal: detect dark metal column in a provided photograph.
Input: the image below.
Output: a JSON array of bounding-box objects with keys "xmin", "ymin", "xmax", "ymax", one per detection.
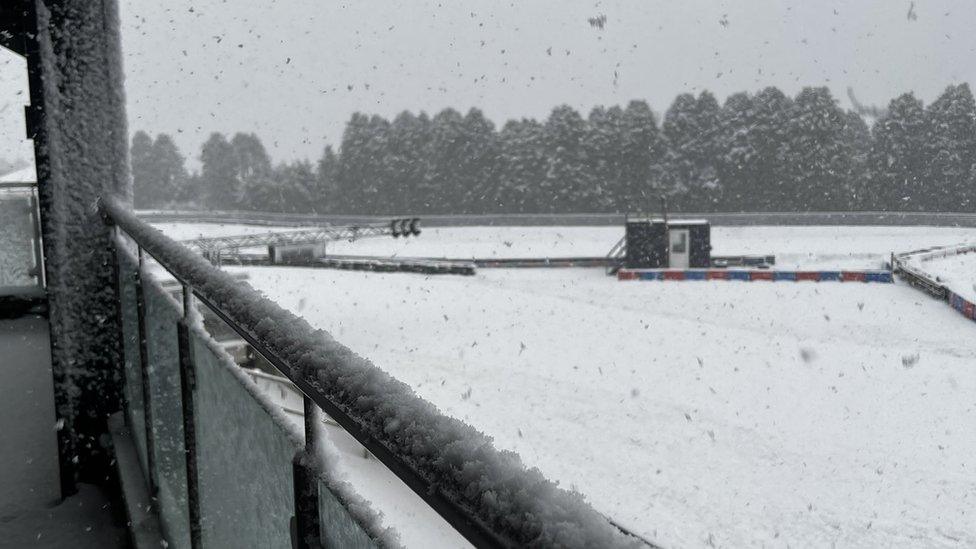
[
  {"xmin": 134, "ymin": 248, "xmax": 158, "ymax": 496},
  {"xmin": 292, "ymin": 396, "xmax": 322, "ymax": 549},
  {"xmin": 178, "ymin": 285, "xmax": 202, "ymax": 548}
]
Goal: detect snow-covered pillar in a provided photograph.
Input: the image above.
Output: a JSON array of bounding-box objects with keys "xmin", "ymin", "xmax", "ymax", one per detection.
[{"xmin": 24, "ymin": 0, "xmax": 131, "ymax": 488}]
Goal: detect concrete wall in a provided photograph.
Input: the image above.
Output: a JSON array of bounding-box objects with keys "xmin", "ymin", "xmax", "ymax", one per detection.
[{"xmin": 23, "ymin": 0, "xmax": 130, "ymax": 487}]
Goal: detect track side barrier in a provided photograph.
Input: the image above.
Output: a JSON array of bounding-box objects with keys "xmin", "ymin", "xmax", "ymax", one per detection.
[
  {"xmin": 948, "ymin": 292, "xmax": 976, "ymax": 322},
  {"xmin": 618, "ymin": 268, "xmax": 894, "ymax": 283},
  {"xmin": 893, "ymin": 243, "xmax": 976, "ymax": 315}
]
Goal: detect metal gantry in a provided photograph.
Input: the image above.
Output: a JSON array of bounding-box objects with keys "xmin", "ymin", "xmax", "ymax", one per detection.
[{"xmin": 180, "ymin": 218, "xmax": 421, "ymax": 255}]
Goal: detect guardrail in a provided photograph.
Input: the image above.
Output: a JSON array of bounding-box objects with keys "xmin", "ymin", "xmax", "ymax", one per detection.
[
  {"xmin": 891, "ymin": 243, "xmax": 976, "ymax": 300},
  {"xmin": 139, "ymin": 209, "xmax": 976, "ymax": 228},
  {"xmin": 891, "ymin": 247, "xmax": 954, "ymax": 299},
  {"xmin": 101, "ymin": 195, "xmax": 647, "ymax": 549},
  {"xmin": 891, "ymin": 244, "xmax": 976, "ymax": 324}
]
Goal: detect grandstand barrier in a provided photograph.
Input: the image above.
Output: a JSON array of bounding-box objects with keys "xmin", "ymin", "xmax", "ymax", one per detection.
[{"xmin": 618, "ymin": 268, "xmax": 894, "ymax": 283}]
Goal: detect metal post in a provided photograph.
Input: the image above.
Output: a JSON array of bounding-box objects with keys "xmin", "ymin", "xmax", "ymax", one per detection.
[
  {"xmin": 106, "ymin": 225, "xmax": 130, "ymax": 429},
  {"xmin": 134, "ymin": 246, "xmax": 158, "ymax": 496},
  {"xmin": 660, "ymin": 195, "xmax": 670, "ymax": 268},
  {"xmin": 292, "ymin": 396, "xmax": 322, "ymax": 549},
  {"xmin": 178, "ymin": 284, "xmax": 202, "ymax": 549}
]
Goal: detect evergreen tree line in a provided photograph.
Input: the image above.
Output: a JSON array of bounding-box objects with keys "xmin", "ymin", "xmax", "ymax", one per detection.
[{"xmin": 131, "ymin": 83, "xmax": 976, "ymax": 214}]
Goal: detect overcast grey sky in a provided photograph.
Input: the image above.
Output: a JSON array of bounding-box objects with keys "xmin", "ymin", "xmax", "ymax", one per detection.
[{"xmin": 2, "ymin": 0, "xmax": 975, "ymax": 169}]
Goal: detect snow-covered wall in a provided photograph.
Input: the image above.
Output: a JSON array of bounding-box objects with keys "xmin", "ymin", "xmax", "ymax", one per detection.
[{"xmin": 24, "ymin": 0, "xmax": 131, "ymax": 483}]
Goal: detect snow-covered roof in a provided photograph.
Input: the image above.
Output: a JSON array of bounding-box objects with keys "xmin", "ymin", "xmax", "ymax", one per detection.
[{"xmin": 0, "ymin": 165, "xmax": 36, "ymax": 183}]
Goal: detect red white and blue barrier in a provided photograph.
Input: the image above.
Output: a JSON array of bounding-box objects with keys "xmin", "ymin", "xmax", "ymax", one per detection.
[
  {"xmin": 948, "ymin": 291, "xmax": 976, "ymax": 322},
  {"xmin": 617, "ymin": 269, "xmax": 894, "ymax": 283}
]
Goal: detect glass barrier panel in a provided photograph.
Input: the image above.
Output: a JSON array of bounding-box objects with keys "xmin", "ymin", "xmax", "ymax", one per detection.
[
  {"xmin": 117, "ymin": 251, "xmax": 148, "ymax": 474},
  {"xmin": 0, "ymin": 188, "xmax": 41, "ymax": 295},
  {"xmin": 191, "ymin": 330, "xmax": 298, "ymax": 548},
  {"xmin": 143, "ymin": 278, "xmax": 191, "ymax": 548},
  {"xmin": 317, "ymin": 479, "xmax": 379, "ymax": 549}
]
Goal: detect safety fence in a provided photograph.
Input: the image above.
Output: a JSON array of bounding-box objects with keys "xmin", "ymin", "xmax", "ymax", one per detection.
[
  {"xmin": 216, "ymin": 252, "xmax": 610, "ymax": 272},
  {"xmin": 617, "ymin": 268, "xmax": 894, "ymax": 283},
  {"xmin": 101, "ymin": 195, "xmax": 648, "ymax": 549},
  {"xmin": 893, "ymin": 244, "xmax": 976, "ymax": 322}
]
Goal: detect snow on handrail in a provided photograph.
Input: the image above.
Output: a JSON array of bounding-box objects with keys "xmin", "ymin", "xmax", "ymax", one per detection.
[{"xmin": 100, "ymin": 195, "xmax": 646, "ymax": 549}]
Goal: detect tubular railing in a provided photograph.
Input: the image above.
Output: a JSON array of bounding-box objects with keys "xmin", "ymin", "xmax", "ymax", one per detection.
[
  {"xmin": 605, "ymin": 236, "xmax": 627, "ymax": 275},
  {"xmin": 100, "ymin": 195, "xmax": 646, "ymax": 549}
]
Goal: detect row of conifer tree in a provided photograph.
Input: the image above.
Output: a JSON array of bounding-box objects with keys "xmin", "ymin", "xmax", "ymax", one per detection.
[{"xmin": 131, "ymin": 83, "xmax": 976, "ymax": 214}]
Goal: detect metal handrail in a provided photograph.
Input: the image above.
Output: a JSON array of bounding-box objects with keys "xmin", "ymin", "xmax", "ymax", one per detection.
[
  {"xmin": 100, "ymin": 195, "xmax": 646, "ymax": 549},
  {"xmin": 605, "ymin": 236, "xmax": 627, "ymax": 275}
]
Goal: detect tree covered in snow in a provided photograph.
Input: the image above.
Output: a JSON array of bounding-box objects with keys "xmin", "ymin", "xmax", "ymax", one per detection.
[
  {"xmin": 131, "ymin": 83, "xmax": 976, "ymax": 215},
  {"xmin": 199, "ymin": 132, "xmax": 241, "ymax": 209},
  {"xmin": 662, "ymin": 92, "xmax": 723, "ymax": 207},
  {"xmin": 384, "ymin": 111, "xmax": 431, "ymax": 214},
  {"xmin": 923, "ymin": 83, "xmax": 976, "ymax": 210},
  {"xmin": 130, "ymin": 131, "xmax": 188, "ymax": 209},
  {"xmin": 492, "ymin": 119, "xmax": 548, "ymax": 213},
  {"xmin": 780, "ymin": 87, "xmax": 860, "ymax": 210},
  {"xmin": 544, "ymin": 105, "xmax": 592, "ymax": 212},
  {"xmin": 315, "ymin": 144, "xmax": 340, "ymax": 213},
  {"xmin": 868, "ymin": 93, "xmax": 929, "ymax": 210}
]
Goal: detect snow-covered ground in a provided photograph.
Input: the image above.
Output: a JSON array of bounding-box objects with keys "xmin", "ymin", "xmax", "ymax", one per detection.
[{"xmin": 155, "ymin": 223, "xmax": 976, "ymax": 547}]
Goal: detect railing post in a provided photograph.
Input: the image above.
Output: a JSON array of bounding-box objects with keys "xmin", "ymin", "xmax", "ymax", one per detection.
[
  {"xmin": 134, "ymin": 246, "xmax": 158, "ymax": 496},
  {"xmin": 178, "ymin": 284, "xmax": 202, "ymax": 549},
  {"xmin": 292, "ymin": 396, "xmax": 322, "ymax": 549},
  {"xmin": 105, "ymin": 223, "xmax": 129, "ymax": 432}
]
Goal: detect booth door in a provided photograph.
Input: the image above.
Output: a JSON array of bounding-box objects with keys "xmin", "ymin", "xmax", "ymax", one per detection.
[{"xmin": 669, "ymin": 229, "xmax": 689, "ymax": 269}]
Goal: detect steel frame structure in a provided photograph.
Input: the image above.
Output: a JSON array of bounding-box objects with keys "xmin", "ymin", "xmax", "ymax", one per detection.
[{"xmin": 181, "ymin": 219, "xmax": 419, "ymax": 253}]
